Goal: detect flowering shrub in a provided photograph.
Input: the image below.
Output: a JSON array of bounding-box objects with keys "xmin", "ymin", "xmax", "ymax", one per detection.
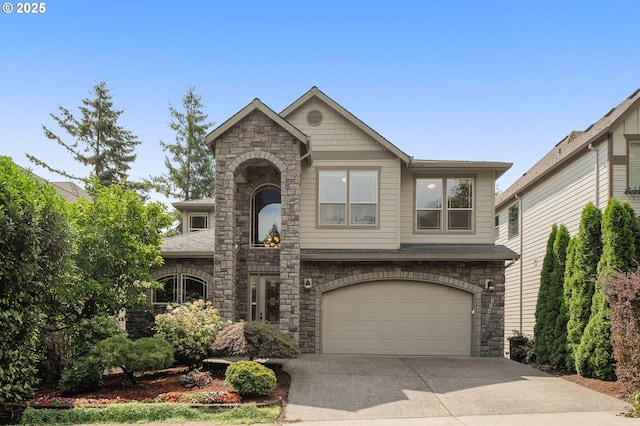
[
  {"xmin": 147, "ymin": 391, "xmax": 241, "ymax": 404},
  {"xmin": 155, "ymin": 300, "xmax": 225, "ymax": 368}
]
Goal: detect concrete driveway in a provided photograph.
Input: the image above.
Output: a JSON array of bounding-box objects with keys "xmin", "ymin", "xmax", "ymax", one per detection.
[{"xmin": 282, "ymin": 354, "xmax": 634, "ymax": 425}]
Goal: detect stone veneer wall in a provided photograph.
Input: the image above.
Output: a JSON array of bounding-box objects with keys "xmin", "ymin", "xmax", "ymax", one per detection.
[
  {"xmin": 213, "ymin": 110, "xmax": 301, "ymax": 340},
  {"xmin": 299, "ymin": 260, "xmax": 505, "ymax": 357}
]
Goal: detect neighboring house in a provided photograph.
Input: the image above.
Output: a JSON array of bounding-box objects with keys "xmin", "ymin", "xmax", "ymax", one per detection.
[
  {"xmin": 495, "ymin": 88, "xmax": 640, "ymax": 352},
  {"xmin": 17, "ymin": 164, "xmax": 90, "ymax": 202},
  {"xmin": 154, "ymin": 87, "xmax": 517, "ymax": 356}
]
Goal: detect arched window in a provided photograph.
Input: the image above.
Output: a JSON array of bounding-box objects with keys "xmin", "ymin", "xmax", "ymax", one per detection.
[
  {"xmin": 153, "ymin": 274, "xmax": 208, "ymax": 304},
  {"xmin": 251, "ymin": 184, "xmax": 281, "ymax": 247}
]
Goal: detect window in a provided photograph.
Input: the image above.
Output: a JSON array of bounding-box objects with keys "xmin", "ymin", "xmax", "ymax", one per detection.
[
  {"xmin": 416, "ymin": 177, "xmax": 473, "ymax": 231},
  {"xmin": 495, "ymin": 215, "xmax": 500, "ymax": 238},
  {"xmin": 629, "ymin": 141, "xmax": 640, "ymax": 189},
  {"xmin": 188, "ymin": 213, "xmax": 208, "ymax": 232},
  {"xmin": 153, "ymin": 274, "xmax": 207, "ymax": 304},
  {"xmin": 508, "ymin": 203, "xmax": 519, "ymax": 238},
  {"xmin": 251, "ymin": 185, "xmax": 281, "ymax": 247},
  {"xmin": 318, "ymin": 169, "xmax": 378, "ymax": 226}
]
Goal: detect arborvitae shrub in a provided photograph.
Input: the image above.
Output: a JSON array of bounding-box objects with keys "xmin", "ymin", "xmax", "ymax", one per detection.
[{"xmin": 534, "ymin": 225, "xmax": 558, "ymax": 364}]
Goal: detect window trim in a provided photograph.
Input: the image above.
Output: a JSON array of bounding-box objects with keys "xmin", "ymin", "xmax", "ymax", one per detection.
[
  {"xmin": 153, "ymin": 273, "xmax": 208, "ymax": 305},
  {"xmin": 250, "ymin": 183, "xmax": 281, "ymax": 248},
  {"xmin": 626, "ymin": 134, "xmax": 640, "ymax": 191},
  {"xmin": 414, "ymin": 176, "xmax": 475, "ymax": 233},
  {"xmin": 316, "ymin": 167, "xmax": 380, "ymax": 228}
]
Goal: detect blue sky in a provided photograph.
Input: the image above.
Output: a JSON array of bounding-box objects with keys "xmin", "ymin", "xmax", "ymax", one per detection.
[{"xmin": 2, "ymin": 0, "xmax": 640, "ymax": 205}]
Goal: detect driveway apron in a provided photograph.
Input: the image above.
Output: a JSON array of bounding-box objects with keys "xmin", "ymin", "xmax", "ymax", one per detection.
[{"xmin": 282, "ymin": 354, "xmax": 631, "ymax": 423}]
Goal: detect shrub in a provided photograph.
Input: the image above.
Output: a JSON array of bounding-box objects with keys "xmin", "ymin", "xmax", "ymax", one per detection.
[
  {"xmin": 225, "ymin": 360, "xmax": 277, "ymax": 396},
  {"xmin": 0, "ymin": 157, "xmax": 71, "ymax": 402},
  {"xmin": 564, "ymin": 203, "xmax": 602, "ymax": 370},
  {"xmin": 59, "ymin": 356, "xmax": 103, "ymax": 395},
  {"xmin": 508, "ymin": 330, "xmax": 536, "ymax": 364},
  {"xmin": 605, "ymin": 266, "xmax": 640, "ymax": 396},
  {"xmin": 155, "ymin": 300, "xmax": 224, "ymax": 368},
  {"xmin": 93, "ymin": 335, "xmax": 174, "ymax": 384},
  {"xmin": 212, "ymin": 321, "xmax": 300, "ymax": 360}
]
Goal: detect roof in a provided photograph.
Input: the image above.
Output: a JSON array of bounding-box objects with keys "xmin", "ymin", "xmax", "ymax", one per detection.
[
  {"xmin": 301, "ymin": 244, "xmax": 519, "ymax": 262},
  {"xmin": 205, "ymin": 98, "xmax": 310, "ymax": 157},
  {"xmin": 50, "ymin": 181, "xmax": 90, "ymax": 203},
  {"xmin": 172, "ymin": 198, "xmax": 215, "ymax": 210},
  {"xmin": 161, "ymin": 228, "xmax": 215, "ymax": 258},
  {"xmin": 496, "ymin": 88, "xmax": 640, "ymax": 209},
  {"xmin": 408, "ymin": 159, "xmax": 512, "ymax": 179},
  {"xmin": 281, "ymin": 86, "xmax": 412, "ymax": 164}
]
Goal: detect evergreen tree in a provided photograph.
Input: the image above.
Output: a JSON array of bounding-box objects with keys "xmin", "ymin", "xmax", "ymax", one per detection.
[
  {"xmin": 550, "ymin": 225, "xmax": 570, "ymax": 366},
  {"xmin": 534, "ymin": 224, "xmax": 558, "ymax": 364},
  {"xmin": 27, "ymin": 81, "xmax": 140, "ymax": 187},
  {"xmin": 564, "ymin": 202, "xmax": 602, "ymax": 369},
  {"xmin": 576, "ymin": 198, "xmax": 637, "ymax": 379},
  {"xmin": 151, "ymin": 86, "xmax": 215, "ymax": 201}
]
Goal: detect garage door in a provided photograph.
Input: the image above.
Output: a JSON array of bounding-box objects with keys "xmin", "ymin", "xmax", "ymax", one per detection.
[{"xmin": 322, "ymin": 280, "xmax": 472, "ymax": 355}]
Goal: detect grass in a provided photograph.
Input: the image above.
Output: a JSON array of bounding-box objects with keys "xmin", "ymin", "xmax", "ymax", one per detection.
[{"xmin": 20, "ymin": 402, "xmax": 281, "ymax": 425}]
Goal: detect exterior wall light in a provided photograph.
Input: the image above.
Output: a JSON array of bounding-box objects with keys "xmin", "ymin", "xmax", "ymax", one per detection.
[
  {"xmin": 485, "ymin": 278, "xmax": 495, "ymax": 292},
  {"xmin": 304, "ymin": 278, "xmax": 312, "ymax": 290}
]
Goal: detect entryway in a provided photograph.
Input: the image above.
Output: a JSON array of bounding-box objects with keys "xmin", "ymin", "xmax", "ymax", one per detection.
[{"xmin": 249, "ymin": 274, "xmax": 280, "ymax": 325}]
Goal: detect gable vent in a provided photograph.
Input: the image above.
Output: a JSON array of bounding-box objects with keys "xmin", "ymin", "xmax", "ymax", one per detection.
[{"xmin": 307, "ymin": 109, "xmax": 323, "ymax": 126}]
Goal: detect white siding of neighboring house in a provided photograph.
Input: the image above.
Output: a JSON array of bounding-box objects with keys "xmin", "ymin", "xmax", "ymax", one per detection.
[
  {"xmin": 399, "ymin": 169, "xmax": 498, "ymax": 244},
  {"xmin": 497, "ymin": 142, "xmax": 609, "ymax": 351}
]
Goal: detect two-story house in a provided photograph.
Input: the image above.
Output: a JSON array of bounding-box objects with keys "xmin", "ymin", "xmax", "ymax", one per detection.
[
  {"xmin": 153, "ymin": 87, "xmax": 518, "ymax": 357},
  {"xmin": 495, "ymin": 88, "xmax": 640, "ymax": 352}
]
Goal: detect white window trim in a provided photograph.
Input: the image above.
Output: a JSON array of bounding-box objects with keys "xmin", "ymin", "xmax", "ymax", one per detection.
[{"xmin": 188, "ymin": 213, "xmax": 208, "ymax": 232}]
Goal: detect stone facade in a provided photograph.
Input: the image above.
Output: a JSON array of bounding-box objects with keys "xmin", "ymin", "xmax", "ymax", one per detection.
[
  {"xmin": 212, "ymin": 110, "xmax": 301, "ymax": 340},
  {"xmin": 299, "ymin": 260, "xmax": 505, "ymax": 356}
]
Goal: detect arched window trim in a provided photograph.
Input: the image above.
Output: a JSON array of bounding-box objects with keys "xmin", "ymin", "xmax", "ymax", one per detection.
[
  {"xmin": 153, "ymin": 273, "xmax": 208, "ymax": 305},
  {"xmin": 250, "ymin": 183, "xmax": 282, "ymax": 248}
]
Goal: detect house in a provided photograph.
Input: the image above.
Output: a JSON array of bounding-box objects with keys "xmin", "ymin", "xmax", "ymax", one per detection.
[
  {"xmin": 152, "ymin": 87, "xmax": 517, "ymax": 356},
  {"xmin": 495, "ymin": 88, "xmax": 640, "ymax": 351}
]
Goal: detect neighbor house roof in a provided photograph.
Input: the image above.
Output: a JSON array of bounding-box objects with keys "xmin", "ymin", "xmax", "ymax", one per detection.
[
  {"xmin": 496, "ymin": 88, "xmax": 640, "ymax": 210},
  {"xmin": 161, "ymin": 228, "xmax": 215, "ymax": 258},
  {"xmin": 281, "ymin": 86, "xmax": 412, "ymax": 164},
  {"xmin": 301, "ymin": 244, "xmax": 519, "ymax": 262},
  {"xmin": 205, "ymin": 98, "xmax": 310, "ymax": 160}
]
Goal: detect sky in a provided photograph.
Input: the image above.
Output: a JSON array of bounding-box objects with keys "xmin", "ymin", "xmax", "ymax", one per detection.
[{"xmin": 2, "ymin": 0, "xmax": 640, "ymax": 207}]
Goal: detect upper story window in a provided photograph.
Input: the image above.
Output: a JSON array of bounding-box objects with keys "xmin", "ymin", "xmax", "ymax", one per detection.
[
  {"xmin": 153, "ymin": 274, "xmax": 207, "ymax": 305},
  {"xmin": 508, "ymin": 203, "xmax": 519, "ymax": 238},
  {"xmin": 415, "ymin": 177, "xmax": 474, "ymax": 231},
  {"xmin": 251, "ymin": 184, "xmax": 281, "ymax": 247},
  {"xmin": 318, "ymin": 169, "xmax": 378, "ymax": 226},
  {"xmin": 188, "ymin": 213, "xmax": 208, "ymax": 232},
  {"xmin": 628, "ymin": 139, "xmax": 640, "ymax": 189}
]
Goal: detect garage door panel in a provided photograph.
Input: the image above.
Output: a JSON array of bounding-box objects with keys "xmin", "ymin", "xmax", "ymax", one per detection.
[{"xmin": 322, "ymin": 280, "xmax": 472, "ymax": 356}]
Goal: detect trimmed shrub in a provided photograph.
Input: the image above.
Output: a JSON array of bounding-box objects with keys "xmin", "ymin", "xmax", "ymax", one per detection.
[
  {"xmin": 212, "ymin": 321, "xmax": 300, "ymax": 360},
  {"xmin": 564, "ymin": 203, "xmax": 602, "ymax": 370},
  {"xmin": 59, "ymin": 356, "xmax": 103, "ymax": 395},
  {"xmin": 93, "ymin": 335, "xmax": 174, "ymax": 384},
  {"xmin": 155, "ymin": 300, "xmax": 224, "ymax": 368},
  {"xmin": 224, "ymin": 360, "xmax": 276, "ymax": 396}
]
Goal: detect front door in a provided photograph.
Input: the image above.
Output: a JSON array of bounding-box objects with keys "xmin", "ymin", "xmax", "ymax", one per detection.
[{"xmin": 249, "ymin": 275, "xmax": 280, "ymax": 325}]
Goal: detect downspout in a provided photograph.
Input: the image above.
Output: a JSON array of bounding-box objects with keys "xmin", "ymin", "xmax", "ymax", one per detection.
[
  {"xmin": 515, "ymin": 194, "xmax": 523, "ymax": 332},
  {"xmin": 588, "ymin": 143, "xmax": 599, "ymax": 206}
]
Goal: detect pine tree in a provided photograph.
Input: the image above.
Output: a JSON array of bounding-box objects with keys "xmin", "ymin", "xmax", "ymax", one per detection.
[
  {"xmin": 564, "ymin": 202, "xmax": 602, "ymax": 369},
  {"xmin": 27, "ymin": 81, "xmax": 140, "ymax": 187},
  {"xmin": 534, "ymin": 224, "xmax": 558, "ymax": 364},
  {"xmin": 152, "ymin": 86, "xmax": 215, "ymax": 201},
  {"xmin": 576, "ymin": 198, "xmax": 637, "ymax": 379}
]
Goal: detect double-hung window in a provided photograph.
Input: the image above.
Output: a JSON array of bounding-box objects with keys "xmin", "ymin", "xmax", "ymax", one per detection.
[
  {"xmin": 318, "ymin": 169, "xmax": 378, "ymax": 226},
  {"xmin": 416, "ymin": 177, "xmax": 474, "ymax": 231}
]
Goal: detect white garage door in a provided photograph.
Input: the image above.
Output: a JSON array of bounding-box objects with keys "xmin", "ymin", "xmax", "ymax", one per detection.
[{"xmin": 322, "ymin": 280, "xmax": 472, "ymax": 355}]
